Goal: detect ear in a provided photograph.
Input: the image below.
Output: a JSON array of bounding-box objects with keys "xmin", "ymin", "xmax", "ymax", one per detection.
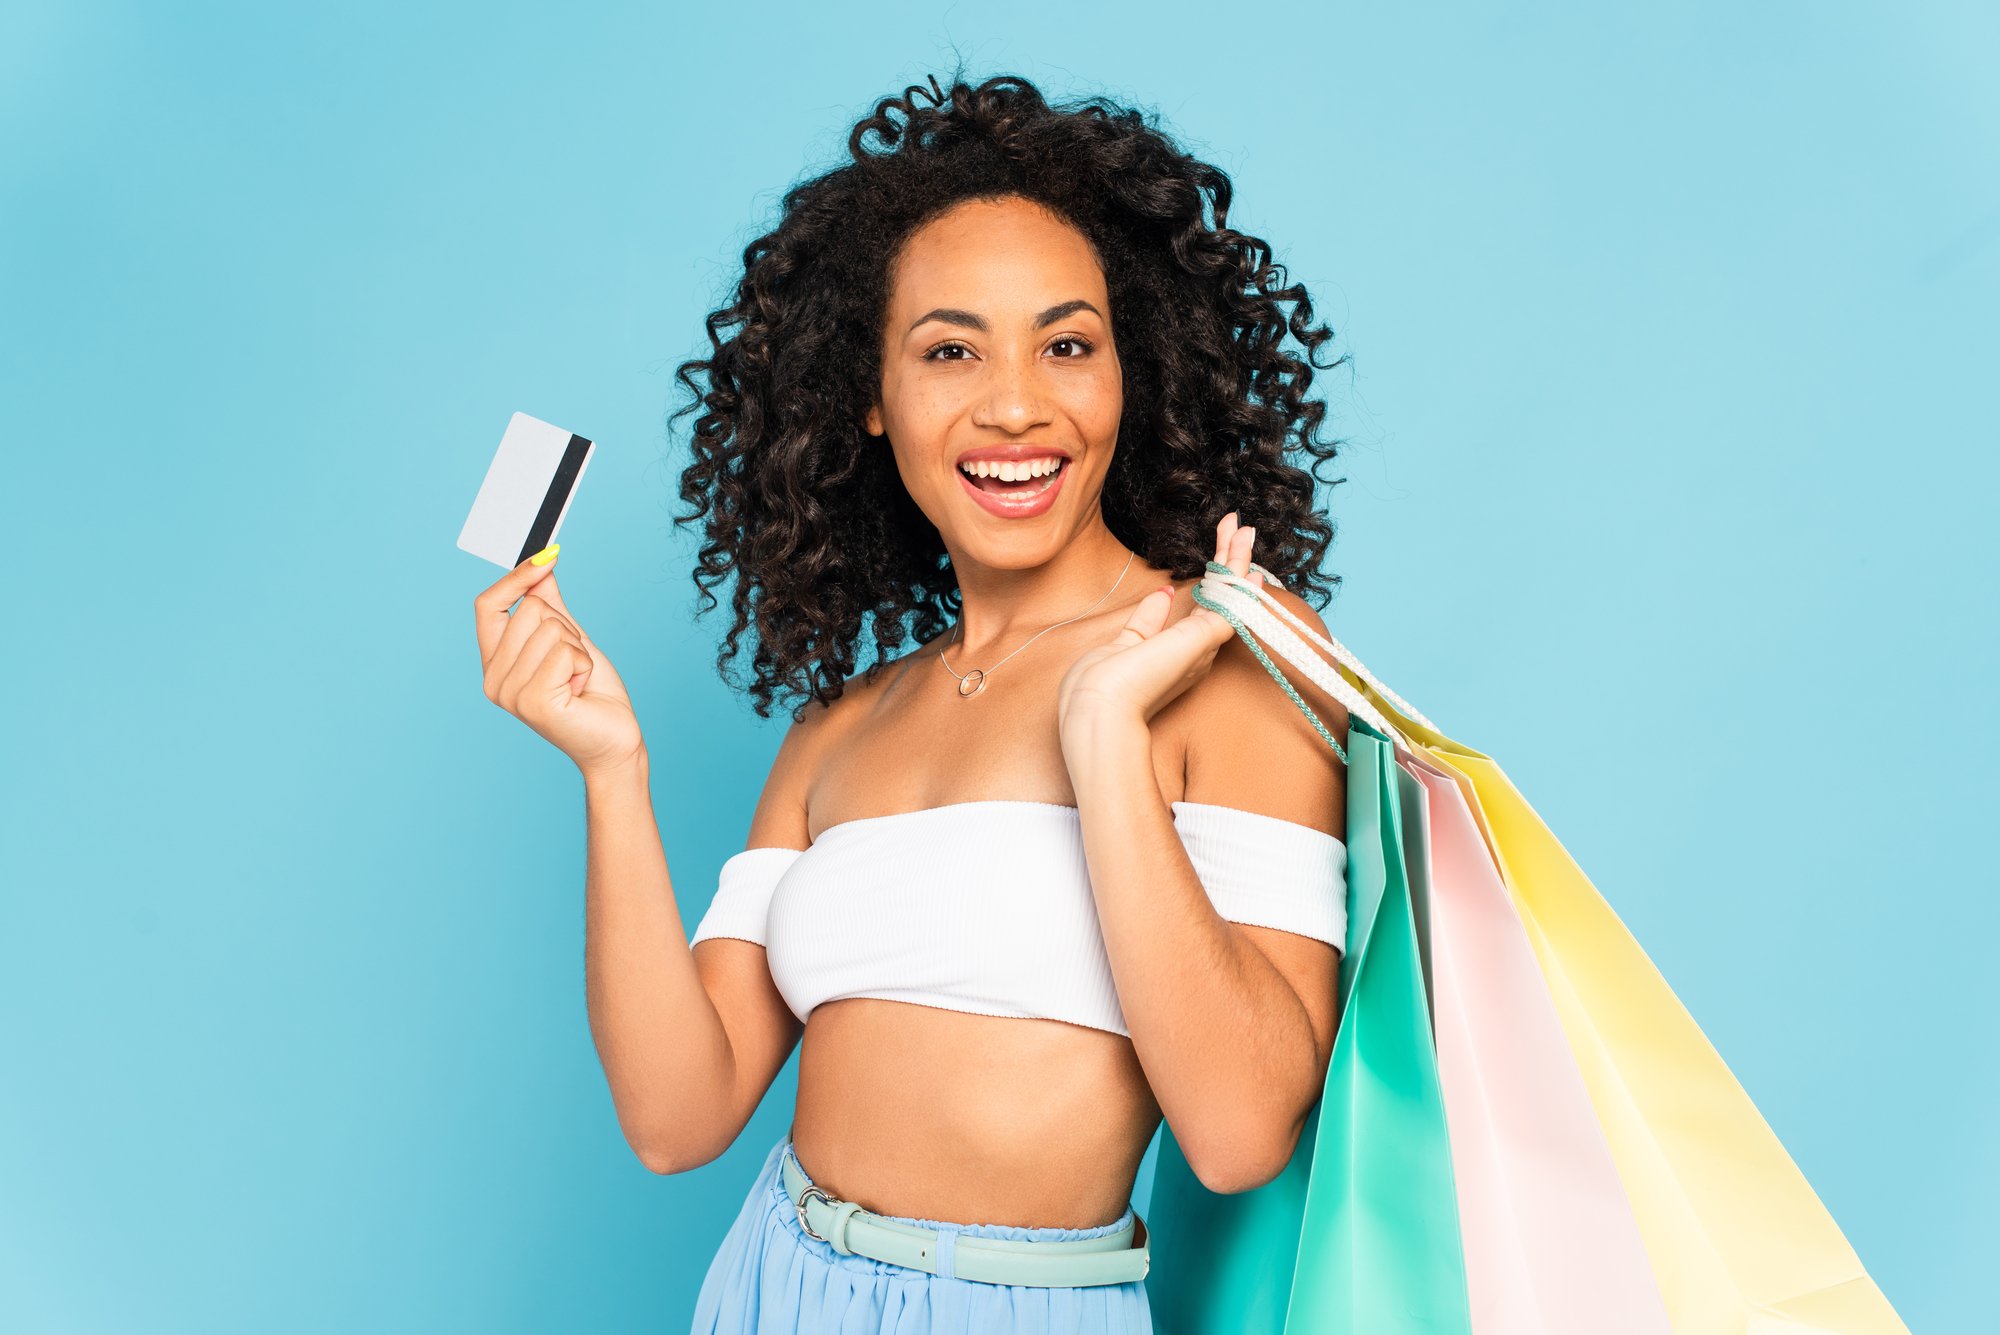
[{"xmin": 864, "ymin": 403, "xmax": 884, "ymax": 437}]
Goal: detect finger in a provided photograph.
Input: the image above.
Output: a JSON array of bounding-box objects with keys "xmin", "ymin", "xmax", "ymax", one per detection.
[
  {"xmin": 528, "ymin": 634, "xmax": 593, "ymax": 702},
  {"xmin": 498, "ymin": 618, "xmax": 581, "ymax": 708},
  {"xmin": 1230, "ymin": 522, "xmax": 1256, "ymax": 579},
  {"xmin": 483, "ymin": 593, "xmax": 561, "ymax": 695},
  {"xmin": 483, "ymin": 592, "xmax": 582, "ymax": 690},
  {"xmin": 1215, "ymin": 511, "xmax": 1239, "ymax": 567},
  {"xmin": 494, "ymin": 616, "xmax": 565, "ymax": 706},
  {"xmin": 528, "ymin": 573, "xmax": 609, "ymax": 665},
  {"xmin": 484, "ymin": 594, "xmax": 547, "ymax": 698},
  {"xmin": 517, "ymin": 592, "xmax": 584, "ymax": 647},
  {"xmin": 474, "ymin": 548, "xmax": 561, "ymax": 663},
  {"xmin": 529, "ymin": 587, "xmax": 594, "ymax": 692}
]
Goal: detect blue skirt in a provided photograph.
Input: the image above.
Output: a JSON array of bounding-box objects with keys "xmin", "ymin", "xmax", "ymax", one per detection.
[{"xmin": 691, "ymin": 1133, "xmax": 1155, "ymax": 1333}]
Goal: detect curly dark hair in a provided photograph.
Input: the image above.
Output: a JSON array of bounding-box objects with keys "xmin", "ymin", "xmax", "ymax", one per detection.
[{"xmin": 669, "ymin": 68, "xmax": 1350, "ymax": 722}]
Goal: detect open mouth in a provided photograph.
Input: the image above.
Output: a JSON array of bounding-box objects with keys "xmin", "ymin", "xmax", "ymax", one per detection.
[{"xmin": 954, "ymin": 454, "xmax": 1070, "ymax": 519}]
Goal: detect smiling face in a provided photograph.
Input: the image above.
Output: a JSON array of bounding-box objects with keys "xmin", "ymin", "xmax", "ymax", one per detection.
[{"xmin": 865, "ymin": 194, "xmax": 1124, "ymax": 569}]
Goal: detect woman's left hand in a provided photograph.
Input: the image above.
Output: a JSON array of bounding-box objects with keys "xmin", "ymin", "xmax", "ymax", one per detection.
[{"xmin": 1056, "ymin": 511, "xmax": 1262, "ymax": 746}]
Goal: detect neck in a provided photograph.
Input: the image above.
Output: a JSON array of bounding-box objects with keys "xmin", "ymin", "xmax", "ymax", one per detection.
[{"xmin": 942, "ymin": 517, "xmax": 1147, "ymax": 660}]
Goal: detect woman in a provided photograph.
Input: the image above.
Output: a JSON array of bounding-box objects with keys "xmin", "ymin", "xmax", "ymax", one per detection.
[{"xmin": 474, "ymin": 71, "xmax": 1356, "ymax": 1333}]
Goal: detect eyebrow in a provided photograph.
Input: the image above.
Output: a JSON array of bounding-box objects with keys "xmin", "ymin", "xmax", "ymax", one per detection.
[{"xmin": 907, "ymin": 299, "xmax": 1102, "ymax": 335}]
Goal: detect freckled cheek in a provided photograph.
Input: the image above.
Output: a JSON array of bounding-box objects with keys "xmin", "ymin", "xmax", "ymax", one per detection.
[
  {"xmin": 914, "ymin": 383, "xmax": 963, "ymax": 423},
  {"xmin": 875, "ymin": 382, "xmax": 945, "ymax": 438},
  {"xmin": 896, "ymin": 386, "xmax": 969, "ymax": 485},
  {"xmin": 1063, "ymin": 367, "xmax": 1125, "ymax": 446}
]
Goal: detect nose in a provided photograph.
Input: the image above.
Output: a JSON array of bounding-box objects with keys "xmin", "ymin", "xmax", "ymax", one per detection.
[{"xmin": 968, "ymin": 349, "xmax": 1053, "ymax": 434}]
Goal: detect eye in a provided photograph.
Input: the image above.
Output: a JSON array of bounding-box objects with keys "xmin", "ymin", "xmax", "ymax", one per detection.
[
  {"xmin": 921, "ymin": 341, "xmax": 974, "ymax": 362},
  {"xmin": 1049, "ymin": 336, "xmax": 1094, "ymax": 359}
]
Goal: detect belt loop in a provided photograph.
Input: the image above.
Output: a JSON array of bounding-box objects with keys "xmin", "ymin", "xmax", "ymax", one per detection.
[
  {"xmin": 824, "ymin": 1199, "xmax": 865, "ymax": 1255},
  {"xmin": 933, "ymin": 1226, "xmax": 959, "ymax": 1280}
]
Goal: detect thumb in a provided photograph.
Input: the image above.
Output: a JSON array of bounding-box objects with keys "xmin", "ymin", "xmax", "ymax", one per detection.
[{"xmin": 1114, "ymin": 583, "xmax": 1177, "ymax": 643}]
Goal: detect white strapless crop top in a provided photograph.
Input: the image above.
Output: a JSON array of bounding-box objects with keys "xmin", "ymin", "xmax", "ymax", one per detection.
[{"xmin": 688, "ymin": 799, "xmax": 1348, "ymax": 1038}]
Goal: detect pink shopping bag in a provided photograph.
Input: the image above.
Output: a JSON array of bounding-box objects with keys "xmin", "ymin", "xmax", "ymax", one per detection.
[{"xmin": 1404, "ymin": 750, "xmax": 1670, "ymax": 1334}]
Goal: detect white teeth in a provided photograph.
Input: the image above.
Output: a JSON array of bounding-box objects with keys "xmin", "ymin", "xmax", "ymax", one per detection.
[{"xmin": 959, "ymin": 456, "xmax": 1065, "ymax": 480}]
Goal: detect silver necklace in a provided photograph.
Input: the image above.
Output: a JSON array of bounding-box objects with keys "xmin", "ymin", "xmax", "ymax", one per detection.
[{"xmin": 937, "ymin": 549, "xmax": 1138, "ymax": 698}]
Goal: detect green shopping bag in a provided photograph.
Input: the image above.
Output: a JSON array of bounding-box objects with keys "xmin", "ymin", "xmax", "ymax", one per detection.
[{"xmin": 1147, "ymin": 714, "xmax": 1472, "ymax": 1333}]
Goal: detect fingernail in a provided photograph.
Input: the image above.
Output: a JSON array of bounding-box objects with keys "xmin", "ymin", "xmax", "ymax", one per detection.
[{"xmin": 529, "ymin": 543, "xmax": 560, "ymax": 567}]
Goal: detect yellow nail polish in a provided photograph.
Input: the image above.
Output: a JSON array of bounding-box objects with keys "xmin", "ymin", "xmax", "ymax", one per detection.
[{"xmin": 529, "ymin": 543, "xmax": 560, "ymax": 566}]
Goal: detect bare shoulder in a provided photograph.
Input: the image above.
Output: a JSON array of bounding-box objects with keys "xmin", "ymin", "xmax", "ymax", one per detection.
[
  {"xmin": 1176, "ymin": 580, "xmax": 1350, "ymax": 840},
  {"xmin": 740, "ymin": 651, "xmax": 914, "ymax": 851}
]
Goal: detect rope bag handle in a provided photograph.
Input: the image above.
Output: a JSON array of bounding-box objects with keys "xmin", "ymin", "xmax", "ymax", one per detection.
[{"xmin": 1190, "ymin": 559, "xmax": 1435, "ymax": 767}]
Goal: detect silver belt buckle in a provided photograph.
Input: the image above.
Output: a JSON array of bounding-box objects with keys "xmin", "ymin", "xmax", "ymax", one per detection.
[{"xmin": 795, "ymin": 1184, "xmax": 835, "ymax": 1241}]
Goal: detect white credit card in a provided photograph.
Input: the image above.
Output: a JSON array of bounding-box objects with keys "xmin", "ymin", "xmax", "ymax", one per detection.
[{"xmin": 456, "ymin": 412, "xmax": 596, "ymax": 568}]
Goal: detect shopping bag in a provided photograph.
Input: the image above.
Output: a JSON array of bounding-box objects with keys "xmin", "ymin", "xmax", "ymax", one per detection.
[
  {"xmin": 1286, "ymin": 716, "xmax": 1474, "ymax": 1333},
  {"xmin": 1405, "ymin": 750, "xmax": 1671, "ymax": 1334},
  {"xmin": 1397, "ymin": 747, "xmax": 1440, "ymax": 1030},
  {"xmin": 1145, "ymin": 711, "xmax": 1472, "ymax": 1335},
  {"xmin": 1194, "ymin": 559, "xmax": 1910, "ymax": 1334}
]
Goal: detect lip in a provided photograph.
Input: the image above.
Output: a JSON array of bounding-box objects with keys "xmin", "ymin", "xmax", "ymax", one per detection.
[{"xmin": 955, "ymin": 455, "xmax": 1070, "ymax": 520}]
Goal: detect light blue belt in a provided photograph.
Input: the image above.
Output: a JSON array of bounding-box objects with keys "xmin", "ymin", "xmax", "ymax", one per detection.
[{"xmin": 779, "ymin": 1143, "xmax": 1150, "ymax": 1288}]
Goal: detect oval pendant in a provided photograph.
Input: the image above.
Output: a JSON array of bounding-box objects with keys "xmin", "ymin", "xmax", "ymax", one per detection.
[{"xmin": 956, "ymin": 668, "xmax": 985, "ymax": 697}]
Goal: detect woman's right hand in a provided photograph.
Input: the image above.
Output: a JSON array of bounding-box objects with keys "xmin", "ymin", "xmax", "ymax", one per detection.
[{"xmin": 474, "ymin": 548, "xmax": 644, "ymax": 778}]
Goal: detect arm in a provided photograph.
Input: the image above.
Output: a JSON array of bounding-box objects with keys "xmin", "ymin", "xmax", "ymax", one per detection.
[
  {"xmin": 1065, "ymin": 583, "xmax": 1348, "ymax": 1194},
  {"xmin": 583, "ymin": 707, "xmax": 821, "ymax": 1175}
]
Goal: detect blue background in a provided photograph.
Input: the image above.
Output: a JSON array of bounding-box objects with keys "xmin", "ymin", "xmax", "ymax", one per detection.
[{"xmin": 2, "ymin": 2, "xmax": 1988, "ymax": 1329}]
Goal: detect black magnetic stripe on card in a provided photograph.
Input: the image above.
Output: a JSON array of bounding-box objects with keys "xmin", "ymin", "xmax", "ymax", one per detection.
[{"xmin": 517, "ymin": 434, "xmax": 593, "ymax": 564}]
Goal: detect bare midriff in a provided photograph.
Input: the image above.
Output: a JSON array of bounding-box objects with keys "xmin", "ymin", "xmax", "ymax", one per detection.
[{"xmin": 789, "ymin": 997, "xmax": 1163, "ymax": 1229}]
